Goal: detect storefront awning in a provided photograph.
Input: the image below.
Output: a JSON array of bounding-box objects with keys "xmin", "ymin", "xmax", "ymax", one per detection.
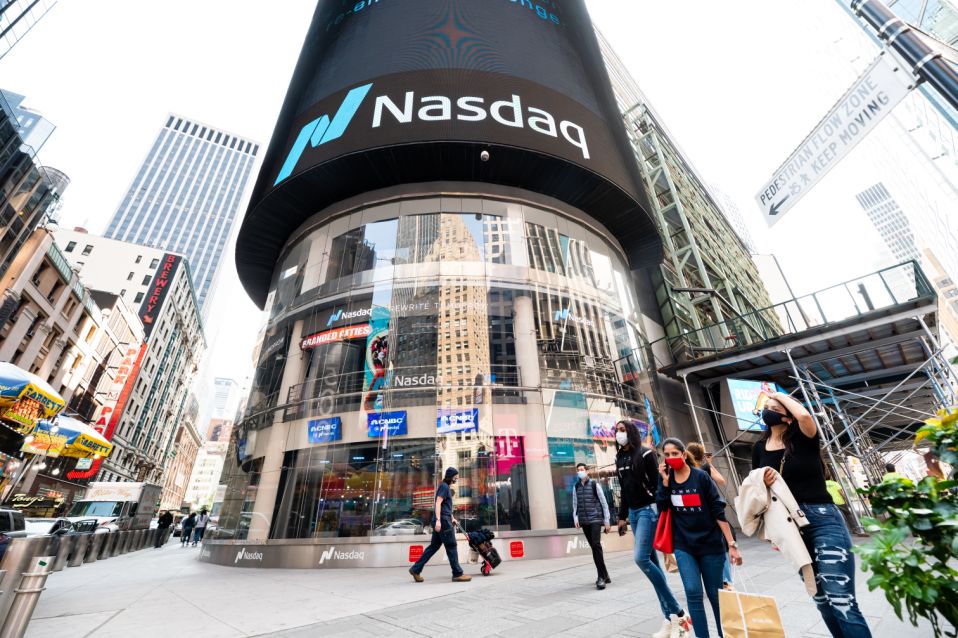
[
  {"xmin": 0, "ymin": 362, "xmax": 65, "ymax": 432},
  {"xmin": 22, "ymin": 416, "xmax": 113, "ymax": 459}
]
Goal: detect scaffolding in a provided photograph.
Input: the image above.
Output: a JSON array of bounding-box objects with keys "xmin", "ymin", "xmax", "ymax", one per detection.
[
  {"xmin": 658, "ymin": 261, "xmax": 955, "ymax": 532},
  {"xmin": 597, "ymin": 33, "xmax": 781, "ymax": 367}
]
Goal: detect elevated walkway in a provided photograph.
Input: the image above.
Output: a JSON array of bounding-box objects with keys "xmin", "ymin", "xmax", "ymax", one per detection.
[{"xmin": 654, "ymin": 261, "xmax": 956, "ymax": 528}]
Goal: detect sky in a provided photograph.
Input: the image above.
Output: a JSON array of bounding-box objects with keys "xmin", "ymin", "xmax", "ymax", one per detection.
[{"xmin": 1, "ymin": 0, "xmax": 922, "ymax": 412}]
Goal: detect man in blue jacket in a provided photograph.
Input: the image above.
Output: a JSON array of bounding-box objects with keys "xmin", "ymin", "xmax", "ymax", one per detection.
[{"xmin": 572, "ymin": 463, "xmax": 611, "ymax": 589}]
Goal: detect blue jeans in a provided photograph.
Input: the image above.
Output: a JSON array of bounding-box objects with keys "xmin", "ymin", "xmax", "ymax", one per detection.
[
  {"xmin": 410, "ymin": 527, "xmax": 463, "ymax": 577},
  {"xmin": 673, "ymin": 548, "xmax": 726, "ymax": 638},
  {"xmin": 800, "ymin": 503, "xmax": 872, "ymax": 638},
  {"xmin": 629, "ymin": 505, "xmax": 682, "ymax": 619},
  {"xmin": 192, "ymin": 527, "xmax": 206, "ymax": 544}
]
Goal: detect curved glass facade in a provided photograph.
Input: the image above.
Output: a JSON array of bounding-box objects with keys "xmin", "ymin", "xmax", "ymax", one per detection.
[{"xmin": 219, "ymin": 193, "xmax": 663, "ymax": 541}]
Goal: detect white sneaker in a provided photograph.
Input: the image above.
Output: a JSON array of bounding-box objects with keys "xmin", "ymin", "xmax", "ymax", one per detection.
[
  {"xmin": 669, "ymin": 614, "xmax": 692, "ymax": 637},
  {"xmin": 651, "ymin": 619, "xmax": 672, "ymax": 638}
]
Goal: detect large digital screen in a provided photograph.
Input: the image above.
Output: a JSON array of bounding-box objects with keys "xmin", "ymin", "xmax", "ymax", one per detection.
[
  {"xmin": 237, "ymin": 0, "xmax": 660, "ymax": 306},
  {"xmin": 727, "ymin": 379, "xmax": 783, "ymax": 431}
]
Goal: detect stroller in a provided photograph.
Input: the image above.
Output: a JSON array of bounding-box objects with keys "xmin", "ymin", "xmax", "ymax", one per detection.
[{"xmin": 461, "ymin": 527, "xmax": 502, "ymax": 576}]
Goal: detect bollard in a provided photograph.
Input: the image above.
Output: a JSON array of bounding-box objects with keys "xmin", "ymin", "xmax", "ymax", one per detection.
[
  {"xmin": 135, "ymin": 530, "xmax": 146, "ymax": 550},
  {"xmin": 97, "ymin": 532, "xmax": 113, "ymax": 560},
  {"xmin": 51, "ymin": 535, "xmax": 74, "ymax": 572},
  {"xmin": 67, "ymin": 534, "xmax": 89, "ymax": 568},
  {"xmin": 109, "ymin": 531, "xmax": 122, "ymax": 558},
  {"xmin": 0, "ymin": 537, "xmax": 50, "ymax": 625},
  {"xmin": 85, "ymin": 534, "xmax": 103, "ymax": 564},
  {"xmin": 0, "ymin": 555, "xmax": 54, "ymax": 638},
  {"xmin": 116, "ymin": 531, "xmax": 128, "ymax": 555}
]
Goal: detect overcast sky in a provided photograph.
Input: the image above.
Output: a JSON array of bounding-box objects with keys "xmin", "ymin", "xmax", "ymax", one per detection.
[{"xmin": 1, "ymin": 0, "xmax": 912, "ymax": 410}]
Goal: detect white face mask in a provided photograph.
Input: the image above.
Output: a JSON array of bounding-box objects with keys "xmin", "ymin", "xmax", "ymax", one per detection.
[
  {"xmin": 615, "ymin": 431, "xmax": 629, "ymax": 446},
  {"xmin": 577, "ymin": 470, "xmax": 587, "ymax": 481}
]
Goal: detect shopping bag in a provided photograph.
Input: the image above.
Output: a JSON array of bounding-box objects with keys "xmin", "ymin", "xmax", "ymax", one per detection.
[
  {"xmin": 663, "ymin": 552, "xmax": 679, "ymax": 573},
  {"xmin": 719, "ymin": 590, "xmax": 786, "ymax": 638},
  {"xmin": 652, "ymin": 508, "xmax": 673, "ymax": 554}
]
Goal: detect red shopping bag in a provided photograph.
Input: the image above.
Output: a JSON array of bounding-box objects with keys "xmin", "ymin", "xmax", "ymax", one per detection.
[{"xmin": 653, "ymin": 508, "xmax": 673, "ymax": 554}]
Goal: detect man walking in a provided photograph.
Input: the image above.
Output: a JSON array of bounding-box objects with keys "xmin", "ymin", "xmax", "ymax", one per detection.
[
  {"xmin": 572, "ymin": 463, "xmax": 611, "ymax": 589},
  {"xmin": 155, "ymin": 510, "xmax": 174, "ymax": 548},
  {"xmin": 409, "ymin": 467, "xmax": 472, "ymax": 582},
  {"xmin": 192, "ymin": 508, "xmax": 210, "ymax": 546}
]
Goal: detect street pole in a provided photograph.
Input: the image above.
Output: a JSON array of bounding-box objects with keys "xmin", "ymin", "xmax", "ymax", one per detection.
[{"xmin": 851, "ymin": 0, "xmax": 958, "ymax": 112}]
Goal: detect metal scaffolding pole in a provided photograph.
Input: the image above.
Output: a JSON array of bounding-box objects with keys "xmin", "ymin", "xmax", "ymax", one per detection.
[
  {"xmin": 918, "ymin": 315, "xmax": 958, "ymax": 393},
  {"xmin": 703, "ymin": 387, "xmax": 742, "ymax": 490},
  {"xmin": 681, "ymin": 374, "xmax": 707, "ymax": 446},
  {"xmin": 797, "ymin": 365, "xmax": 867, "ymax": 534}
]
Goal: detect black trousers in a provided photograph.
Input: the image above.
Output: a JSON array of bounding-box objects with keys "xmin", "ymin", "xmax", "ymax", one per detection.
[
  {"xmin": 155, "ymin": 527, "xmax": 169, "ymax": 547},
  {"xmin": 581, "ymin": 523, "xmax": 609, "ymax": 580}
]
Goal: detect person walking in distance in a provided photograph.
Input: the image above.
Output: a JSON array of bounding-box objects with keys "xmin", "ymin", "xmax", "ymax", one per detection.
[
  {"xmin": 572, "ymin": 463, "xmax": 611, "ymax": 589},
  {"xmin": 155, "ymin": 510, "xmax": 174, "ymax": 548},
  {"xmin": 409, "ymin": 467, "xmax": 472, "ymax": 582},
  {"xmin": 192, "ymin": 508, "xmax": 210, "ymax": 546},
  {"xmin": 753, "ymin": 391, "xmax": 873, "ymax": 638},
  {"xmin": 180, "ymin": 512, "xmax": 195, "ymax": 547},
  {"xmin": 614, "ymin": 420, "xmax": 690, "ymax": 638},
  {"xmin": 659, "ymin": 438, "xmax": 744, "ymax": 638}
]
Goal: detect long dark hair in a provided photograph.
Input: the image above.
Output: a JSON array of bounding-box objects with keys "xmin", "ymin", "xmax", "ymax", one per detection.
[
  {"xmin": 615, "ymin": 419, "xmax": 642, "ymax": 451},
  {"xmin": 761, "ymin": 403, "xmax": 799, "ymax": 456}
]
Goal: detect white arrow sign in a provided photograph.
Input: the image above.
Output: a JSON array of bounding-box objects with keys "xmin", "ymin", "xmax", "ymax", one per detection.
[{"xmin": 756, "ymin": 51, "xmax": 914, "ymax": 226}]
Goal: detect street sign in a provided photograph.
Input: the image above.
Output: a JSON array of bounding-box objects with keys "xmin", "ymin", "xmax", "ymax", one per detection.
[{"xmin": 756, "ymin": 52, "xmax": 914, "ymax": 226}]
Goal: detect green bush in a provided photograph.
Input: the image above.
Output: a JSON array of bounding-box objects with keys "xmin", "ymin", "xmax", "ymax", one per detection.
[{"xmin": 854, "ymin": 408, "xmax": 958, "ymax": 637}]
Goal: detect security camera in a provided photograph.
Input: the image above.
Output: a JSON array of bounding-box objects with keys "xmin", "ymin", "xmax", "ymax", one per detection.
[{"xmin": 480, "ymin": 150, "xmax": 490, "ymax": 162}]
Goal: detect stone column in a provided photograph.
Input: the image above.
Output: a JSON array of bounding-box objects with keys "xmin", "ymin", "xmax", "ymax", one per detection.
[
  {"xmin": 512, "ymin": 295, "xmax": 556, "ymax": 530},
  {"xmin": 247, "ymin": 320, "xmax": 306, "ymax": 542}
]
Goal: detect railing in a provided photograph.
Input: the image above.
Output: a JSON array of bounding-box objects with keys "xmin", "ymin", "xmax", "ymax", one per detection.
[{"xmin": 661, "ymin": 261, "xmax": 936, "ymax": 363}]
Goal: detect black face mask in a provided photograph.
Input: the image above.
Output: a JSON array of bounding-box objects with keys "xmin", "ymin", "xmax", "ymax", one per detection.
[{"xmin": 761, "ymin": 408, "xmax": 786, "ymax": 427}]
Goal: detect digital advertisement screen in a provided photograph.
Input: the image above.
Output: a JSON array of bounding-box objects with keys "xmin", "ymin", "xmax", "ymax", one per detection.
[
  {"xmin": 307, "ymin": 417, "xmax": 342, "ymax": 443},
  {"xmin": 727, "ymin": 379, "xmax": 783, "ymax": 431},
  {"xmin": 437, "ymin": 408, "xmax": 479, "ymax": 434},
  {"xmin": 367, "ymin": 410, "xmax": 408, "ymax": 437}
]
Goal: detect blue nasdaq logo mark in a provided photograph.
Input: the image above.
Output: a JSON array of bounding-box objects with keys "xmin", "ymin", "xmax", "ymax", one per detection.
[
  {"xmin": 274, "ymin": 83, "xmax": 374, "ymax": 185},
  {"xmin": 367, "ymin": 411, "xmax": 407, "ymax": 438},
  {"xmin": 326, "ymin": 309, "xmax": 343, "ymax": 327},
  {"xmin": 554, "ymin": 308, "xmax": 571, "ymax": 321},
  {"xmin": 308, "ymin": 417, "xmax": 342, "ymax": 444}
]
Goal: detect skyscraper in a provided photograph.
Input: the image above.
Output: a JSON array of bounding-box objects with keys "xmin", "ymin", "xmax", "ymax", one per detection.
[
  {"xmin": 104, "ymin": 114, "xmax": 259, "ymax": 309},
  {"xmin": 0, "ymin": 0, "xmax": 57, "ymax": 61},
  {"xmin": 856, "ymin": 183, "xmax": 921, "ymax": 263}
]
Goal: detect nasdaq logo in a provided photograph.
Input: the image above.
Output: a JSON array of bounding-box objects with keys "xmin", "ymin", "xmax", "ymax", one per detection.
[
  {"xmin": 554, "ymin": 308, "xmax": 571, "ymax": 322},
  {"xmin": 326, "ymin": 309, "xmax": 343, "ymax": 326},
  {"xmin": 274, "ymin": 83, "xmax": 374, "ymax": 185}
]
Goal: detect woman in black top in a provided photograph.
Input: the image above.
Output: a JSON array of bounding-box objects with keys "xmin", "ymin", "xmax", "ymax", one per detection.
[
  {"xmin": 752, "ymin": 392, "xmax": 872, "ymax": 638},
  {"xmin": 658, "ymin": 438, "xmax": 742, "ymax": 638}
]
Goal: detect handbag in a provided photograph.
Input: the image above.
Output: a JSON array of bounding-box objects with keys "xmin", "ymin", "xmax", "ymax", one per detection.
[
  {"xmin": 652, "ymin": 507, "xmax": 673, "ymax": 554},
  {"xmin": 663, "ymin": 552, "xmax": 679, "ymax": 573},
  {"xmin": 719, "ymin": 588, "xmax": 786, "ymax": 637}
]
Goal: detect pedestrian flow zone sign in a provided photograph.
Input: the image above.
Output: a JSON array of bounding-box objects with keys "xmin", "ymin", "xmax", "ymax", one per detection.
[{"xmin": 756, "ymin": 51, "xmax": 915, "ymax": 227}]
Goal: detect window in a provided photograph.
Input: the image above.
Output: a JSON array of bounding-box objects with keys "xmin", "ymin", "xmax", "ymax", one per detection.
[
  {"xmin": 127, "ymin": 272, "xmax": 134, "ymax": 281},
  {"xmin": 120, "ymin": 289, "xmax": 127, "ymax": 297},
  {"xmin": 65, "ymin": 241, "xmax": 76, "ymax": 253},
  {"xmin": 149, "ymin": 258, "xmax": 159, "ymax": 269},
  {"xmin": 81, "ymin": 245, "xmax": 94, "ymax": 256},
  {"xmin": 142, "ymin": 275, "xmax": 151, "ymax": 285},
  {"xmin": 134, "ymin": 292, "xmax": 144, "ymax": 304},
  {"xmin": 135, "ymin": 255, "xmax": 142, "ymax": 264}
]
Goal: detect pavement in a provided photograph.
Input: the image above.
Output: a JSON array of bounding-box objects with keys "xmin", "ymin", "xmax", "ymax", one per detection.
[{"xmin": 24, "ymin": 535, "xmax": 941, "ymax": 638}]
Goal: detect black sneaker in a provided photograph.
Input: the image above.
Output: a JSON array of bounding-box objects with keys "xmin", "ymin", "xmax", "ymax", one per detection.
[{"xmin": 595, "ymin": 577, "xmax": 606, "ymax": 590}]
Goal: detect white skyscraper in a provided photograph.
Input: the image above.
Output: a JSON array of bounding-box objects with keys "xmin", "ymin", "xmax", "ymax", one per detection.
[
  {"xmin": 104, "ymin": 114, "xmax": 259, "ymax": 310},
  {"xmin": 856, "ymin": 183, "xmax": 920, "ymax": 263}
]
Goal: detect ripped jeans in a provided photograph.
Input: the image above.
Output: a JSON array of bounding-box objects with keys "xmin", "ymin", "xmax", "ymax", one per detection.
[{"xmin": 799, "ymin": 503, "xmax": 872, "ymax": 638}]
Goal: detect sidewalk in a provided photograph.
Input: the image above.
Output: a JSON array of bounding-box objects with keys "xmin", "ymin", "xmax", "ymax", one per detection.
[{"xmin": 26, "ymin": 536, "xmax": 937, "ymax": 638}]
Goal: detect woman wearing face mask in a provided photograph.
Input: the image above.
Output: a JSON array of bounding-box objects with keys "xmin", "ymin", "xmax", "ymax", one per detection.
[
  {"xmin": 658, "ymin": 438, "xmax": 743, "ymax": 638},
  {"xmin": 753, "ymin": 393, "xmax": 873, "ymax": 638},
  {"xmin": 614, "ymin": 420, "xmax": 690, "ymax": 638}
]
